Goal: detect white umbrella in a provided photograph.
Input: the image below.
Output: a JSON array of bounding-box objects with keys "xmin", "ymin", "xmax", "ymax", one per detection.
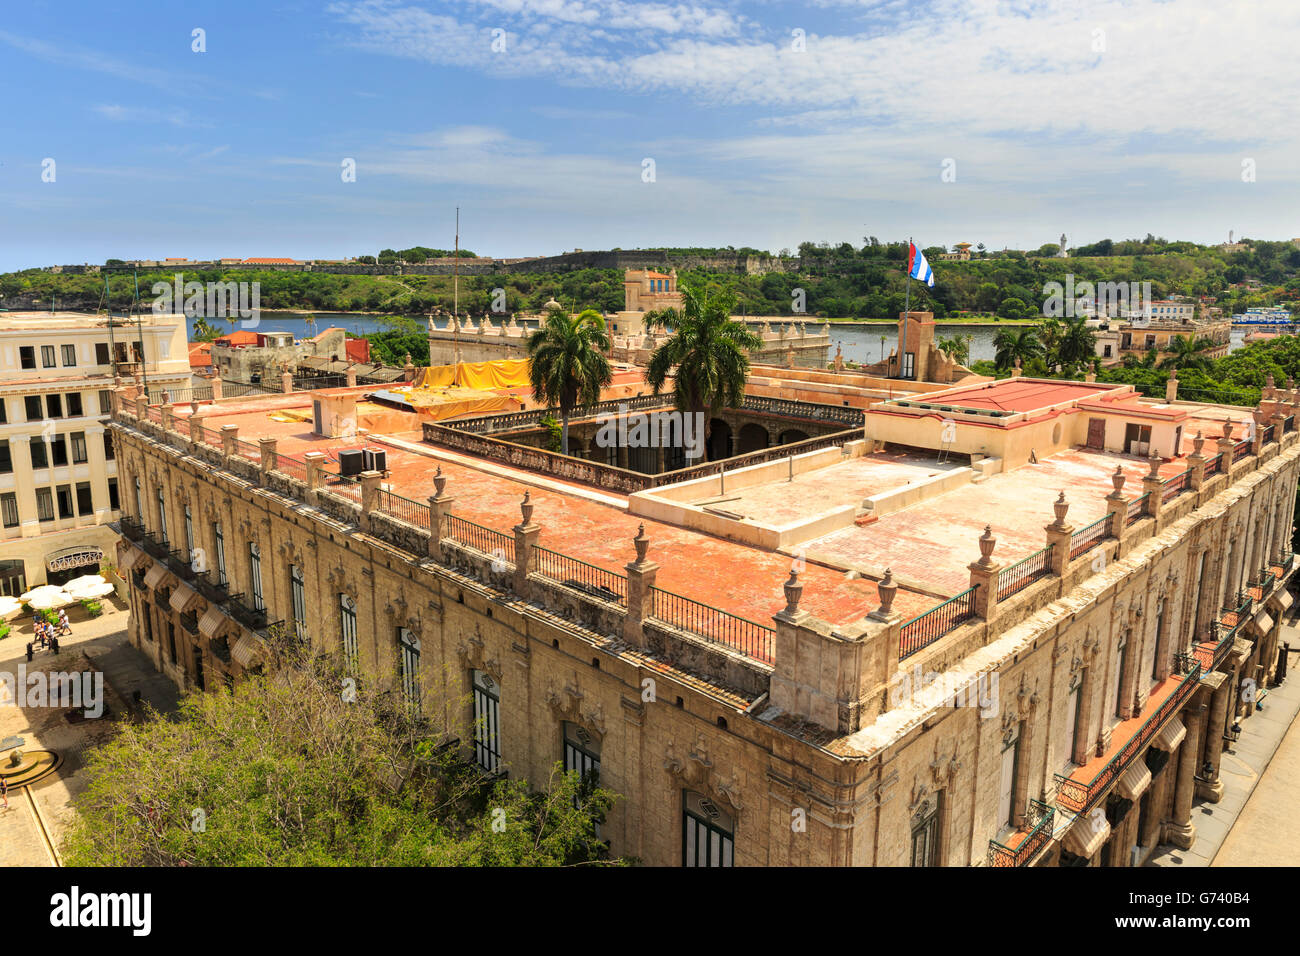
[
  {"xmin": 0, "ymin": 596, "xmax": 22, "ymax": 620},
  {"xmin": 62, "ymin": 573, "xmax": 107, "ymax": 592},
  {"xmin": 20, "ymin": 585, "xmax": 74, "ymax": 610},
  {"xmin": 65, "ymin": 581, "xmax": 115, "ymax": 600}
]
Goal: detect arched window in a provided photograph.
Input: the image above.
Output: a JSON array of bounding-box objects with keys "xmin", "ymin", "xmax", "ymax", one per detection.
[
  {"xmin": 156, "ymin": 487, "xmax": 168, "ymax": 545},
  {"xmin": 910, "ymin": 791, "xmax": 942, "ymax": 867},
  {"xmin": 683, "ymin": 790, "xmax": 734, "ymax": 867},
  {"xmin": 562, "ymin": 721, "xmax": 600, "ymax": 783},
  {"xmin": 398, "ymin": 628, "xmax": 420, "ymax": 707},
  {"xmin": 290, "ymin": 565, "xmax": 306, "ymax": 642}
]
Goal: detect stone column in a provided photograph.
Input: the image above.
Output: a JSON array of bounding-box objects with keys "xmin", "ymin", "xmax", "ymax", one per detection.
[
  {"xmin": 281, "ymin": 370, "xmax": 294, "ymax": 394},
  {"xmin": 1188, "ymin": 432, "xmax": 1207, "ymax": 490},
  {"xmin": 623, "ymin": 524, "xmax": 658, "ymax": 650},
  {"xmin": 512, "ymin": 492, "xmax": 540, "ymax": 596},
  {"xmin": 1105, "ymin": 466, "xmax": 1129, "ymax": 547},
  {"xmin": 258, "ymin": 437, "xmax": 278, "ymax": 480},
  {"xmin": 967, "ymin": 525, "xmax": 1001, "ymax": 621},
  {"xmin": 1216, "ymin": 422, "xmax": 1236, "ymax": 476},
  {"xmin": 85, "ymin": 424, "xmax": 111, "ymax": 522},
  {"xmin": 1141, "ymin": 455, "xmax": 1164, "ymax": 528},
  {"xmin": 160, "ymin": 405, "xmax": 174, "ymax": 432},
  {"xmin": 1045, "ymin": 492, "xmax": 1073, "ymax": 577},
  {"xmin": 1250, "ymin": 408, "xmax": 1266, "ymax": 456},
  {"xmin": 426, "ymin": 468, "xmax": 453, "ymax": 559},
  {"xmin": 220, "ymin": 424, "xmax": 238, "ymax": 458},
  {"xmin": 1165, "ymin": 371, "xmax": 1179, "ymax": 403},
  {"xmin": 8, "ymin": 435, "xmax": 39, "ymax": 539},
  {"xmin": 346, "ymin": 367, "xmax": 358, "ymax": 388},
  {"xmin": 1166, "ymin": 699, "xmax": 1207, "ymax": 850},
  {"xmin": 304, "ymin": 451, "xmax": 327, "ymax": 507},
  {"xmin": 211, "ymin": 377, "xmax": 223, "ymax": 401},
  {"xmin": 1195, "ymin": 672, "xmax": 1231, "ymax": 802},
  {"xmin": 358, "ymin": 469, "xmax": 382, "ymax": 532}
]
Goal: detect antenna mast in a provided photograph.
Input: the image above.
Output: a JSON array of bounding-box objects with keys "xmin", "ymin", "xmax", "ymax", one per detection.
[{"xmin": 453, "ymin": 206, "xmax": 461, "ymax": 375}]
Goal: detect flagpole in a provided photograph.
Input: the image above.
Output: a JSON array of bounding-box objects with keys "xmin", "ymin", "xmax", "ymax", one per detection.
[{"xmin": 900, "ymin": 236, "xmax": 912, "ymax": 379}]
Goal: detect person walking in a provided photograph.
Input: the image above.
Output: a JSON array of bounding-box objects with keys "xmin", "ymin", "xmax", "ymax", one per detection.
[
  {"xmin": 49, "ymin": 634, "xmax": 59, "ymax": 655},
  {"xmin": 25, "ymin": 642, "xmax": 33, "ymax": 663},
  {"xmin": 57, "ymin": 608, "xmax": 71, "ymax": 636}
]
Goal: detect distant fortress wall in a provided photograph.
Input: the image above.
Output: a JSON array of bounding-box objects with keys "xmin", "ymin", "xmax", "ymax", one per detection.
[{"xmin": 44, "ymin": 251, "xmax": 801, "ymax": 277}]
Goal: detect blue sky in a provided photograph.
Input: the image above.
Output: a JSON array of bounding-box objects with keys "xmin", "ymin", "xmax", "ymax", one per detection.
[{"xmin": 1, "ymin": 0, "xmax": 1296, "ymax": 272}]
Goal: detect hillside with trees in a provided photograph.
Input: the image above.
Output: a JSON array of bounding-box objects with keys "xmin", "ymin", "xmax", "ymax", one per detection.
[{"xmin": 5, "ymin": 237, "xmax": 1299, "ymax": 321}]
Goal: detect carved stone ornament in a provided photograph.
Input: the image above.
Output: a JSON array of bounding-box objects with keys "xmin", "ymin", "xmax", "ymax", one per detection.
[{"xmin": 545, "ymin": 683, "xmax": 606, "ymax": 739}]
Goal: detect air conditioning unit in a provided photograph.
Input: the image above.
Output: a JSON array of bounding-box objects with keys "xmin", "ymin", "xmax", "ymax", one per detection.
[
  {"xmin": 338, "ymin": 449, "xmax": 365, "ymax": 477},
  {"xmin": 363, "ymin": 447, "xmax": 387, "ymax": 473}
]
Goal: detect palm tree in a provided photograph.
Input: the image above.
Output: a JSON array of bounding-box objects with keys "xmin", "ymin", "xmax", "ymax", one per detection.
[
  {"xmin": 937, "ymin": 334, "xmax": 973, "ymax": 366},
  {"xmin": 643, "ymin": 285, "xmax": 762, "ymax": 462},
  {"xmin": 1057, "ymin": 315, "xmax": 1096, "ymax": 367},
  {"xmin": 993, "ymin": 326, "xmax": 1042, "ymax": 371},
  {"xmin": 526, "ymin": 306, "xmax": 612, "ymax": 456},
  {"xmin": 191, "ymin": 317, "xmax": 222, "ymax": 342},
  {"xmin": 1158, "ymin": 335, "xmax": 1216, "ymax": 371}
]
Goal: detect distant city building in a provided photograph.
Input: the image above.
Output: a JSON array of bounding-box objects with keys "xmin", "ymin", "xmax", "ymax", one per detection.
[{"xmin": 0, "ymin": 311, "xmax": 189, "ymax": 593}]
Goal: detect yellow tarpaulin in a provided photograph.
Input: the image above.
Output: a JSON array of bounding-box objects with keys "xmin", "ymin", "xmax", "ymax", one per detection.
[{"xmin": 414, "ymin": 359, "xmax": 532, "ymax": 391}]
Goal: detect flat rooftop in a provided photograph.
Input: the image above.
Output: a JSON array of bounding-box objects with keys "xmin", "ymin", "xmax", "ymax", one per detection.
[
  {"xmin": 158, "ymin": 379, "xmax": 1257, "ymax": 637},
  {"xmin": 892, "ymin": 378, "xmax": 1119, "ymax": 415}
]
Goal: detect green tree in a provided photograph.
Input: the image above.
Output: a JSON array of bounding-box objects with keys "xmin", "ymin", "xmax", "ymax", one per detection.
[
  {"xmin": 643, "ymin": 285, "xmax": 762, "ymax": 462},
  {"xmin": 936, "ymin": 334, "xmax": 972, "ymax": 366},
  {"xmin": 992, "ymin": 326, "xmax": 1043, "ymax": 371},
  {"xmin": 1056, "ymin": 315, "xmax": 1096, "ymax": 367},
  {"xmin": 191, "ymin": 317, "xmax": 222, "ymax": 342},
  {"xmin": 1157, "ymin": 335, "xmax": 1216, "ymax": 371},
  {"xmin": 526, "ymin": 306, "xmax": 613, "ymax": 456},
  {"xmin": 61, "ymin": 640, "xmax": 617, "ymax": 866}
]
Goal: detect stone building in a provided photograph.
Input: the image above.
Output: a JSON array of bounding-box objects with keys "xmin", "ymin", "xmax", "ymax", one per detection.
[
  {"xmin": 108, "ymin": 372, "xmax": 1299, "ymax": 866},
  {"xmin": 0, "ymin": 311, "xmax": 189, "ymax": 592},
  {"xmin": 210, "ymin": 328, "xmax": 348, "ymax": 385}
]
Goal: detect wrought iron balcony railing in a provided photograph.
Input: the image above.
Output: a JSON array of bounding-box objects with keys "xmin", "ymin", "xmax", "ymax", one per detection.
[
  {"xmin": 225, "ymin": 591, "xmax": 270, "ymax": 632},
  {"xmin": 141, "ymin": 532, "xmax": 171, "ymax": 560},
  {"xmin": 987, "ymin": 799, "xmax": 1055, "ymax": 867},
  {"xmin": 119, "ymin": 516, "xmax": 145, "ymax": 541},
  {"xmin": 168, "ymin": 550, "xmax": 197, "ymax": 581},
  {"xmin": 196, "ymin": 571, "xmax": 229, "ymax": 606}
]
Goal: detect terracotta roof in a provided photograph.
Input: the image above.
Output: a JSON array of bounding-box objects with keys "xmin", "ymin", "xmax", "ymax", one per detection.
[{"xmin": 188, "ymin": 342, "xmax": 212, "ymax": 368}]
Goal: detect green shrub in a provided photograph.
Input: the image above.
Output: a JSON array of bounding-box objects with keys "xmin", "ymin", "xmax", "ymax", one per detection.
[
  {"xmin": 82, "ymin": 599, "xmax": 103, "ymax": 617},
  {"xmin": 40, "ymin": 609, "xmax": 59, "ymax": 626},
  {"xmin": 0, "ymin": 622, "xmax": 10, "ymax": 641}
]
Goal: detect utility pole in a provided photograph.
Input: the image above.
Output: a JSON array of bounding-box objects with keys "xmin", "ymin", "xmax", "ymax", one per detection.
[{"xmin": 453, "ymin": 206, "xmax": 461, "ymax": 376}]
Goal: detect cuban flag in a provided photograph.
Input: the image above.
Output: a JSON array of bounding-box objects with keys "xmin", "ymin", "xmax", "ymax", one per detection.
[{"xmin": 908, "ymin": 242, "xmax": 935, "ymax": 287}]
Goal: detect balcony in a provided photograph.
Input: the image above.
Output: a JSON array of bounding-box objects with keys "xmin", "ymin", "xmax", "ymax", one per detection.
[
  {"xmin": 987, "ymin": 799, "xmax": 1055, "ymax": 867},
  {"xmin": 226, "ymin": 591, "xmax": 274, "ymax": 634},
  {"xmin": 168, "ymin": 549, "xmax": 197, "ymax": 582},
  {"xmin": 196, "ymin": 571, "xmax": 229, "ymax": 606},
  {"xmin": 141, "ymin": 532, "xmax": 171, "ymax": 561},
  {"xmin": 1054, "ymin": 663, "xmax": 1201, "ymax": 820},
  {"xmin": 119, "ymin": 516, "xmax": 145, "ymax": 542},
  {"xmin": 179, "ymin": 610, "xmax": 199, "ymax": 635}
]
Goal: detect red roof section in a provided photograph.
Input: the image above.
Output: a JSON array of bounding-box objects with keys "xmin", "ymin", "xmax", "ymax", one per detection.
[
  {"xmin": 214, "ymin": 330, "xmax": 261, "ymax": 347},
  {"xmin": 924, "ymin": 379, "xmax": 1117, "ymax": 413},
  {"xmin": 188, "ymin": 342, "xmax": 212, "ymax": 368},
  {"xmin": 243, "ymin": 257, "xmax": 297, "ymax": 264}
]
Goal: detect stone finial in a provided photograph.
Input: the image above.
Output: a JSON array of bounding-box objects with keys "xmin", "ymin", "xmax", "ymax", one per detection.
[
  {"xmin": 1222, "ymin": 419, "xmax": 1234, "ymax": 440},
  {"xmin": 876, "ymin": 568, "xmax": 897, "ymax": 615},
  {"xmin": 1051, "ymin": 491, "xmax": 1069, "ymax": 528},
  {"xmin": 633, "ymin": 523, "xmax": 649, "ymax": 563},
  {"xmin": 1147, "ymin": 454, "xmax": 1162, "ymax": 479},
  {"xmin": 783, "ymin": 570, "xmax": 803, "ymax": 615},
  {"xmin": 977, "ymin": 525, "xmax": 996, "ymax": 567},
  {"xmin": 1110, "ymin": 465, "xmax": 1126, "ymax": 495},
  {"xmin": 520, "ymin": 490, "xmax": 534, "ymax": 525},
  {"xmin": 1287, "ymin": 377, "xmax": 1295, "ymax": 391},
  {"xmin": 433, "ymin": 466, "xmax": 446, "ymax": 497},
  {"xmin": 1252, "ymin": 407, "xmax": 1266, "ymax": 425},
  {"xmin": 1192, "ymin": 431, "xmax": 1204, "ymax": 456}
]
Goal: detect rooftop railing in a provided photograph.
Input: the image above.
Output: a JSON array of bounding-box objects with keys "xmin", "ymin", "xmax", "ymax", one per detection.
[
  {"xmin": 1161, "ymin": 469, "xmax": 1190, "ymax": 503},
  {"xmin": 445, "ymin": 514, "xmax": 514, "ymax": 564},
  {"xmin": 1232, "ymin": 439, "xmax": 1251, "ymax": 464},
  {"xmin": 647, "ymin": 586, "xmax": 774, "ymax": 663},
  {"xmin": 375, "ymin": 488, "xmax": 430, "ymax": 530},
  {"xmin": 1203, "ymin": 452, "xmax": 1224, "ymax": 478},
  {"xmin": 900, "ymin": 587, "xmax": 976, "ymax": 660},
  {"xmin": 996, "ymin": 545, "xmax": 1053, "ymax": 602},
  {"xmin": 1125, "ymin": 492, "xmax": 1150, "ymax": 526},
  {"xmin": 535, "ymin": 546, "xmax": 627, "ymax": 606},
  {"xmin": 1069, "ymin": 515, "xmax": 1109, "ymax": 560}
]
